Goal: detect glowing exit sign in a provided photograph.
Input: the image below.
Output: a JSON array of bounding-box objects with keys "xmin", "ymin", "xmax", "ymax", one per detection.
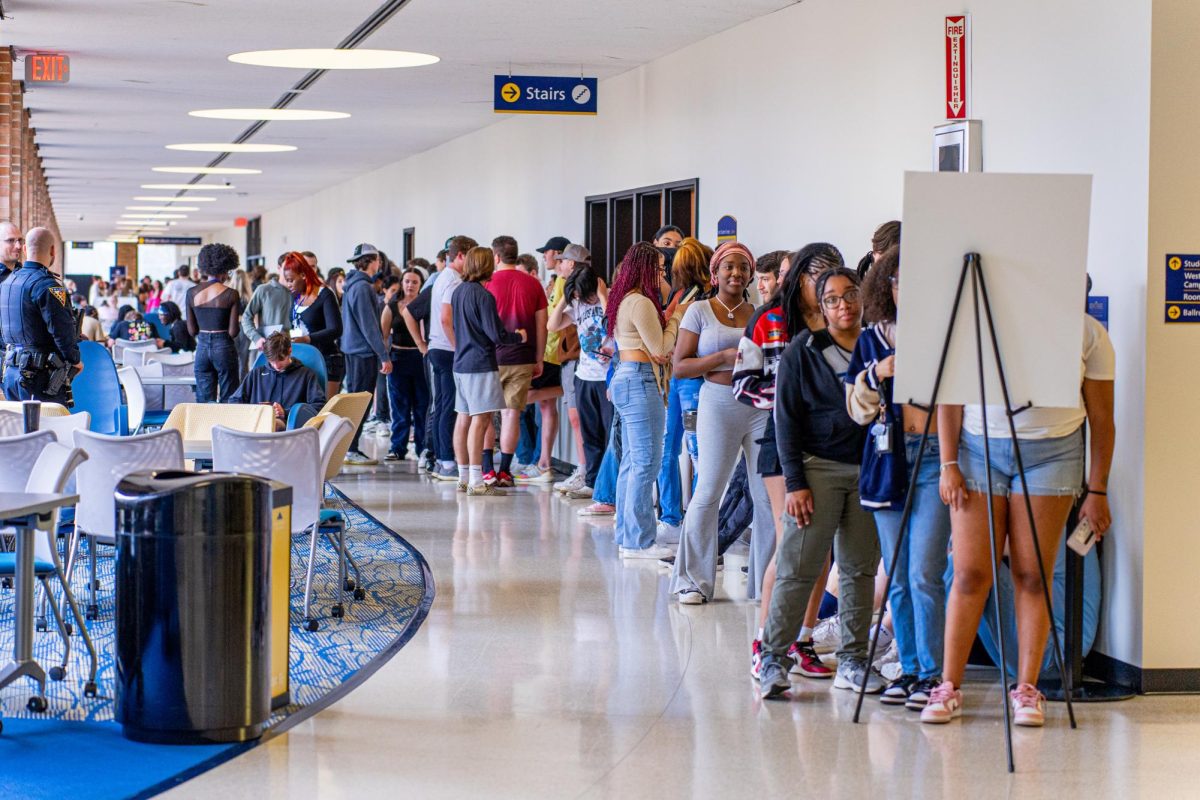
[{"xmin": 25, "ymin": 54, "xmax": 70, "ymax": 85}]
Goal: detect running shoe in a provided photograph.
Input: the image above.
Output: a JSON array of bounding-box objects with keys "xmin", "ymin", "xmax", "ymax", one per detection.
[
  {"xmin": 677, "ymin": 590, "xmax": 706, "ymax": 605},
  {"xmin": 566, "ymin": 485, "xmax": 593, "ymax": 499},
  {"xmin": 431, "ymin": 464, "xmax": 459, "ymax": 481},
  {"xmin": 833, "ymin": 658, "xmax": 885, "ymax": 694},
  {"xmin": 515, "ymin": 464, "xmax": 555, "ymax": 484},
  {"xmin": 1010, "ymin": 683, "xmax": 1046, "ymax": 727},
  {"xmin": 620, "ymin": 544, "xmax": 674, "ymax": 560},
  {"xmin": 759, "ymin": 657, "xmax": 791, "ymax": 700},
  {"xmin": 881, "ymin": 674, "xmax": 920, "ymax": 705},
  {"xmin": 343, "ymin": 451, "xmax": 377, "ymax": 466},
  {"xmin": 468, "ymin": 483, "xmax": 507, "ymax": 497},
  {"xmin": 493, "ymin": 470, "xmax": 515, "ymax": 488},
  {"xmin": 554, "ymin": 468, "xmax": 585, "ymax": 493},
  {"xmin": 920, "ymin": 681, "xmax": 963, "ymax": 724},
  {"xmin": 482, "ymin": 470, "xmax": 498, "ymax": 486},
  {"xmin": 906, "ymin": 676, "xmax": 940, "ymax": 710},
  {"xmin": 788, "ymin": 640, "xmax": 834, "ymax": 679},
  {"xmin": 812, "ymin": 615, "xmax": 840, "ymax": 654},
  {"xmin": 577, "ymin": 502, "xmax": 615, "ymax": 517},
  {"xmin": 384, "ymin": 450, "xmax": 402, "ymax": 462}
]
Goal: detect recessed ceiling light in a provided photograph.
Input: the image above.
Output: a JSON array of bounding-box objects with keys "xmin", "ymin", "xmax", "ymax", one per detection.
[
  {"xmin": 189, "ymin": 108, "xmax": 350, "ymax": 121},
  {"xmin": 152, "ymin": 167, "xmax": 261, "ymax": 175},
  {"xmin": 228, "ymin": 48, "xmax": 439, "ymax": 70},
  {"xmin": 166, "ymin": 143, "xmax": 296, "ymax": 153},
  {"xmin": 134, "ymin": 196, "xmax": 218, "ymax": 202},
  {"xmin": 142, "ymin": 183, "xmax": 236, "ymax": 190},
  {"xmin": 127, "ymin": 205, "xmax": 200, "ymax": 211},
  {"xmin": 116, "ymin": 222, "xmax": 169, "ymax": 228},
  {"xmin": 122, "ymin": 213, "xmax": 188, "ymax": 219}
]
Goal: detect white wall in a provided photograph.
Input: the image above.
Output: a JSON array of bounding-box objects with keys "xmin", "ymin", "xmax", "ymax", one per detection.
[{"xmin": 203, "ymin": 0, "xmax": 1154, "ymax": 666}]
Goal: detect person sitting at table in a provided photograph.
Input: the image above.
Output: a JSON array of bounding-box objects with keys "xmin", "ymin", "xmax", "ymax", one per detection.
[
  {"xmin": 227, "ymin": 332, "xmax": 326, "ymax": 430},
  {"xmin": 159, "ymin": 301, "xmax": 195, "ymax": 353},
  {"xmin": 107, "ymin": 304, "xmax": 164, "ymax": 349}
]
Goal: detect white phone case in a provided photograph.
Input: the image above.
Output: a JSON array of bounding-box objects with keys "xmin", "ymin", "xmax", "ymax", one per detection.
[{"xmin": 1067, "ymin": 516, "xmax": 1096, "ymax": 556}]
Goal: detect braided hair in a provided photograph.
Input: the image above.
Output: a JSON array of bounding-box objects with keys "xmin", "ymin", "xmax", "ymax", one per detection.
[
  {"xmin": 605, "ymin": 242, "xmax": 664, "ymax": 337},
  {"xmin": 779, "ymin": 242, "xmax": 844, "ymax": 340}
]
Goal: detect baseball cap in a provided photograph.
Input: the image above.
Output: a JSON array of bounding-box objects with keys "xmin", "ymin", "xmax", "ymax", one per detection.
[
  {"xmin": 559, "ymin": 243, "xmax": 591, "ymax": 264},
  {"xmin": 537, "ymin": 236, "xmax": 571, "ymax": 253},
  {"xmin": 347, "ymin": 243, "xmax": 380, "ymax": 263}
]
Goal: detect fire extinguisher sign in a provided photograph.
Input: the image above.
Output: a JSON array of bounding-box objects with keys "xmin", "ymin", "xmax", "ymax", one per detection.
[{"xmin": 945, "ymin": 15, "xmax": 969, "ymax": 120}]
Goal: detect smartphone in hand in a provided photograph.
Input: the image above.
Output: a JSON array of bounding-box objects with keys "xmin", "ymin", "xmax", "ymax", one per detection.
[{"xmin": 1067, "ymin": 517, "xmax": 1096, "ymax": 556}]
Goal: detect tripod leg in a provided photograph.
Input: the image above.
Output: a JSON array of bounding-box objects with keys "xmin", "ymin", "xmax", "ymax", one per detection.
[
  {"xmin": 971, "ymin": 260, "xmax": 1015, "ymax": 773},
  {"xmin": 854, "ymin": 255, "xmax": 974, "ymax": 723},
  {"xmin": 975, "ymin": 262, "xmax": 1077, "ymax": 730}
]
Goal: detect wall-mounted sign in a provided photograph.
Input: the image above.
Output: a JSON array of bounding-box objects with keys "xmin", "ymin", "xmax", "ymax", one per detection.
[
  {"xmin": 25, "ymin": 53, "xmax": 70, "ymax": 85},
  {"xmin": 716, "ymin": 215, "xmax": 738, "ymax": 244},
  {"xmin": 945, "ymin": 16, "xmax": 969, "ymax": 120},
  {"xmin": 494, "ymin": 75, "xmax": 598, "ymax": 115},
  {"xmin": 1087, "ymin": 295, "xmax": 1109, "ymax": 330},
  {"xmin": 71, "ymin": 241, "xmax": 93, "ymax": 250},
  {"xmin": 109, "ymin": 266, "xmax": 127, "ymax": 282},
  {"xmin": 138, "ymin": 236, "xmax": 202, "ymax": 246},
  {"xmin": 1165, "ymin": 254, "xmax": 1200, "ymax": 323}
]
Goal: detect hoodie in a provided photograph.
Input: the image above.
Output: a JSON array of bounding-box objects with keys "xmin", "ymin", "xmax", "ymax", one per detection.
[
  {"xmin": 339, "ymin": 268, "xmax": 387, "ymax": 359},
  {"xmin": 228, "ymin": 358, "xmax": 326, "ymax": 409}
]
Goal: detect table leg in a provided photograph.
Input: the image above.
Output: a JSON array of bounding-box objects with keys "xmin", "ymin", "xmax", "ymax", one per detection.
[{"xmin": 0, "ymin": 523, "xmax": 47, "ymax": 696}]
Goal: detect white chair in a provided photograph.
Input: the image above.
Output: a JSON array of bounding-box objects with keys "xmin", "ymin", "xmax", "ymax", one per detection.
[
  {"xmin": 118, "ymin": 366, "xmax": 169, "ymax": 433},
  {"xmin": 0, "ymin": 430, "xmax": 57, "ymax": 492},
  {"xmin": 144, "ymin": 353, "xmax": 196, "ymax": 408},
  {"xmin": 131, "ymin": 360, "xmax": 166, "ymax": 411},
  {"xmin": 144, "ymin": 352, "xmax": 196, "ymax": 367},
  {"xmin": 212, "ymin": 425, "xmax": 353, "ymax": 630},
  {"xmin": 0, "ymin": 410, "xmax": 22, "ymax": 436},
  {"xmin": 4, "ymin": 443, "xmax": 99, "ymax": 694},
  {"xmin": 72, "ymin": 428, "xmax": 185, "ymax": 618},
  {"xmin": 111, "ymin": 338, "xmax": 159, "ymax": 364},
  {"xmin": 123, "ymin": 347, "xmax": 170, "ymax": 367},
  {"xmin": 39, "ymin": 412, "xmax": 92, "ymax": 446}
]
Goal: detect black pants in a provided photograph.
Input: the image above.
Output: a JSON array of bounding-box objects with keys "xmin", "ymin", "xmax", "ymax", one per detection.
[
  {"xmin": 421, "ymin": 352, "xmax": 437, "ymax": 459},
  {"xmin": 387, "ymin": 349, "xmax": 429, "ymax": 455},
  {"xmin": 344, "ymin": 353, "xmax": 379, "ymax": 453},
  {"xmin": 428, "ymin": 348, "xmax": 456, "ymax": 463},
  {"xmin": 574, "ymin": 376, "xmax": 613, "ymax": 488},
  {"xmin": 195, "ymin": 332, "xmax": 238, "ymax": 403}
]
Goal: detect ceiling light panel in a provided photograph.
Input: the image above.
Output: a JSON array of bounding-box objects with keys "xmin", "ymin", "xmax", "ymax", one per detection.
[
  {"xmin": 122, "ymin": 213, "xmax": 187, "ymax": 219},
  {"xmin": 142, "ymin": 183, "xmax": 236, "ymax": 190},
  {"xmin": 189, "ymin": 108, "xmax": 350, "ymax": 121},
  {"xmin": 152, "ymin": 167, "xmax": 261, "ymax": 175},
  {"xmin": 228, "ymin": 48, "xmax": 439, "ymax": 70},
  {"xmin": 134, "ymin": 196, "xmax": 218, "ymax": 202},
  {"xmin": 127, "ymin": 205, "xmax": 200, "ymax": 211},
  {"xmin": 166, "ymin": 143, "xmax": 296, "ymax": 153}
]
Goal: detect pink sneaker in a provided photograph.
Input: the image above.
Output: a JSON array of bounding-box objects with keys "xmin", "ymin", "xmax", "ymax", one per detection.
[
  {"xmin": 920, "ymin": 681, "xmax": 963, "ymax": 724},
  {"xmin": 1010, "ymin": 683, "xmax": 1046, "ymax": 727},
  {"xmin": 788, "ymin": 640, "xmax": 834, "ymax": 679}
]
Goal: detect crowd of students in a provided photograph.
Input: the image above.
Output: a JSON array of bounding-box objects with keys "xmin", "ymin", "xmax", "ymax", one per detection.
[{"xmin": 126, "ymin": 220, "xmax": 1115, "ymax": 727}]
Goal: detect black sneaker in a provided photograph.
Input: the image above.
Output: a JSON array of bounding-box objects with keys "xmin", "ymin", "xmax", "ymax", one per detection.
[
  {"xmin": 385, "ymin": 450, "xmax": 402, "ymax": 462},
  {"xmin": 881, "ymin": 674, "xmax": 919, "ymax": 705},
  {"xmin": 905, "ymin": 676, "xmax": 941, "ymax": 710}
]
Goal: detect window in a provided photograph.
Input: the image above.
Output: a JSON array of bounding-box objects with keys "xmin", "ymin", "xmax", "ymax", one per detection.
[
  {"xmin": 246, "ymin": 216, "xmax": 262, "ymax": 268},
  {"xmin": 585, "ymin": 178, "xmax": 698, "ymax": 281},
  {"xmin": 403, "ymin": 227, "xmax": 415, "ymax": 267}
]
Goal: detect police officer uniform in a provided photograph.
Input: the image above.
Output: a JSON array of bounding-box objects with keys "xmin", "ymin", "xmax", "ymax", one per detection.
[{"xmin": 0, "ymin": 259, "xmax": 80, "ymax": 403}]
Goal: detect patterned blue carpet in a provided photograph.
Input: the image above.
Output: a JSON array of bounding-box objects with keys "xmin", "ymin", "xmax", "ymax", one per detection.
[{"xmin": 0, "ymin": 484, "xmax": 434, "ymax": 799}]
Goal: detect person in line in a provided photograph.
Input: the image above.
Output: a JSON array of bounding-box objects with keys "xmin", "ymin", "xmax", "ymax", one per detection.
[
  {"xmin": 516, "ymin": 235, "xmax": 572, "ymax": 484},
  {"xmin": 486, "ymin": 235, "xmax": 547, "ymax": 485},
  {"xmin": 846, "ymin": 248, "xmax": 951, "ymax": 709},
  {"xmin": 162, "ymin": 264, "xmax": 195, "ymax": 310},
  {"xmin": 608, "ymin": 242, "xmax": 690, "ymax": 559},
  {"xmin": 144, "ymin": 280, "xmax": 163, "ymax": 313},
  {"xmin": 399, "ymin": 261, "xmax": 438, "ymax": 473},
  {"xmin": 450, "ymin": 246, "xmax": 527, "ymax": 496},
  {"xmin": 517, "ymin": 253, "xmax": 540, "ymax": 277},
  {"xmin": 656, "ymin": 238, "xmax": 714, "ymax": 539},
  {"xmin": 754, "ymin": 250, "xmax": 788, "ymax": 305},
  {"xmin": 653, "ymin": 224, "xmax": 685, "ymax": 301},
  {"xmin": 326, "ymin": 267, "xmax": 346, "ymax": 303},
  {"xmin": 186, "ymin": 243, "xmax": 244, "ymax": 403},
  {"xmin": 923, "ymin": 290, "xmax": 1116, "ymax": 726},
  {"xmin": 241, "ymin": 266, "xmax": 293, "ymax": 350},
  {"xmin": 759, "ymin": 267, "xmax": 882, "ymax": 699},
  {"xmin": 228, "ymin": 331, "xmax": 325, "ymax": 430},
  {"xmin": 550, "ymin": 245, "xmax": 598, "ymax": 496},
  {"xmin": 547, "ymin": 249, "xmax": 611, "ymax": 498},
  {"xmin": 158, "ymin": 301, "xmax": 194, "ymax": 352},
  {"xmin": 427, "ymin": 235, "xmax": 477, "ymax": 481},
  {"xmin": 739, "ymin": 244, "xmax": 842, "ymax": 681},
  {"xmin": 856, "ymin": 220, "xmax": 902, "ymax": 283},
  {"xmin": 282, "ymin": 251, "xmax": 343, "ymax": 401},
  {"xmin": 340, "ymin": 243, "xmax": 393, "ymax": 466},
  {"xmin": 381, "ymin": 268, "xmax": 429, "ymax": 461},
  {"xmin": 669, "ymin": 241, "xmax": 774, "ymax": 604}
]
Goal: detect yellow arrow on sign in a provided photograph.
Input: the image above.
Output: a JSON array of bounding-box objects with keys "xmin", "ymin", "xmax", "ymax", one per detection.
[{"xmin": 501, "ymin": 82, "xmax": 520, "ymax": 103}]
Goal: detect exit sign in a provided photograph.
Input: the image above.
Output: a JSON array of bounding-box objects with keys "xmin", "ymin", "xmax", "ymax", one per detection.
[{"xmin": 25, "ymin": 54, "xmax": 70, "ymax": 85}]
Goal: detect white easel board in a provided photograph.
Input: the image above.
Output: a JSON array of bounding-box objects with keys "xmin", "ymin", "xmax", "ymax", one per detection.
[{"xmin": 893, "ymin": 172, "xmax": 1092, "ymax": 410}]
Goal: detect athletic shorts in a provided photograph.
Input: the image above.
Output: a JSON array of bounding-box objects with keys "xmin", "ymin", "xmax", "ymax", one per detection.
[
  {"xmin": 324, "ymin": 352, "xmax": 345, "ymax": 383},
  {"xmin": 959, "ymin": 428, "xmax": 1084, "ymax": 497},
  {"xmin": 453, "ymin": 370, "xmax": 507, "ymax": 416},
  {"xmin": 561, "ymin": 360, "xmax": 578, "ymax": 409},
  {"xmin": 498, "ymin": 363, "xmax": 535, "ymax": 410},
  {"xmin": 530, "ymin": 361, "xmax": 562, "ymax": 392},
  {"xmin": 756, "ymin": 415, "xmax": 782, "ymax": 477}
]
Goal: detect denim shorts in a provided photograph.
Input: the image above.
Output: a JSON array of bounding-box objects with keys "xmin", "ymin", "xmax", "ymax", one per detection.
[{"xmin": 959, "ymin": 429, "xmax": 1084, "ymax": 497}]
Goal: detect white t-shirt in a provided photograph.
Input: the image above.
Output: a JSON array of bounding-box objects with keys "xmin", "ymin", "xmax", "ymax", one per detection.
[
  {"xmin": 563, "ymin": 299, "xmax": 609, "ymax": 381},
  {"xmin": 680, "ymin": 299, "xmax": 745, "ymax": 372},
  {"xmin": 162, "ymin": 277, "xmax": 195, "ymax": 310},
  {"xmin": 963, "ymin": 315, "xmax": 1115, "ymax": 440},
  {"xmin": 427, "ymin": 268, "xmax": 463, "ymax": 352}
]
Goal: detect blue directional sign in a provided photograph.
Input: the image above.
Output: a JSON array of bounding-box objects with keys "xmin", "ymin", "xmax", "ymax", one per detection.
[
  {"xmin": 1165, "ymin": 253, "xmax": 1200, "ymax": 323},
  {"xmin": 494, "ymin": 75, "xmax": 598, "ymax": 116},
  {"xmin": 717, "ymin": 215, "xmax": 738, "ymax": 243}
]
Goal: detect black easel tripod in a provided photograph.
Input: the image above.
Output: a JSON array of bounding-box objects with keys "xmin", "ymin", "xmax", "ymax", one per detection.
[{"xmin": 851, "ymin": 252, "xmax": 1076, "ymax": 773}]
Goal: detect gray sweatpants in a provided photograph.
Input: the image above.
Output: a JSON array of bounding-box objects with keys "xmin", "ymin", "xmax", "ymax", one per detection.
[
  {"xmin": 763, "ymin": 455, "xmax": 880, "ymax": 664},
  {"xmin": 670, "ymin": 381, "xmax": 774, "ymax": 601}
]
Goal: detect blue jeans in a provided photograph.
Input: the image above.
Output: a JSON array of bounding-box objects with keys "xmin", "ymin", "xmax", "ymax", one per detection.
[
  {"xmin": 657, "ymin": 376, "xmax": 701, "ymax": 527},
  {"xmin": 612, "ymin": 362, "xmax": 664, "ymax": 550},
  {"xmin": 428, "ymin": 348, "xmax": 456, "ymax": 463},
  {"xmin": 873, "ymin": 434, "xmax": 951, "ymax": 679},
  {"xmin": 515, "ymin": 403, "xmax": 540, "ymax": 465},
  {"xmin": 195, "ymin": 332, "xmax": 238, "ymax": 403},
  {"xmin": 593, "ymin": 409, "xmax": 621, "ymax": 506},
  {"xmin": 387, "ymin": 349, "xmax": 429, "ymax": 455}
]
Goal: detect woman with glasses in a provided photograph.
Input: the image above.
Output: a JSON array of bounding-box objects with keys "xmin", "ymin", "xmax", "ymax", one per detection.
[
  {"xmin": 759, "ymin": 267, "xmax": 883, "ymax": 700},
  {"xmin": 847, "ymin": 248, "xmax": 951, "ymax": 710}
]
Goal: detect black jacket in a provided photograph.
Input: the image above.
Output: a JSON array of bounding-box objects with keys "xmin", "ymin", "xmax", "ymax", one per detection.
[
  {"xmin": 775, "ymin": 329, "xmax": 868, "ymax": 492},
  {"xmin": 228, "ymin": 358, "xmax": 325, "ymax": 409}
]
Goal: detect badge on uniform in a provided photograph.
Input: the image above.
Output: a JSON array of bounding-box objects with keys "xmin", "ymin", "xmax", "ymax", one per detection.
[{"xmin": 49, "ymin": 286, "xmax": 68, "ymax": 306}]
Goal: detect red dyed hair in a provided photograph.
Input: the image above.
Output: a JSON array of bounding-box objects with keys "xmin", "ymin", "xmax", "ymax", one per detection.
[
  {"xmin": 281, "ymin": 251, "xmax": 320, "ymax": 294},
  {"xmin": 605, "ymin": 242, "xmax": 665, "ymax": 337}
]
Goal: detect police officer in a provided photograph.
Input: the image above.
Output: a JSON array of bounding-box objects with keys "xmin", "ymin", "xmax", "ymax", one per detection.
[
  {"xmin": 0, "ymin": 221, "xmax": 23, "ymax": 347},
  {"xmin": 0, "ymin": 227, "xmax": 81, "ymax": 403}
]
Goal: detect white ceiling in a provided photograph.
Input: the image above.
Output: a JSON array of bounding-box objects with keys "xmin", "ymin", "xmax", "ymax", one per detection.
[{"xmin": 5, "ymin": 0, "xmax": 794, "ymax": 241}]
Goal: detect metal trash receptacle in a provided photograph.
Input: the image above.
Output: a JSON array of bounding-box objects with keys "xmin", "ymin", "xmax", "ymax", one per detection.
[{"xmin": 114, "ymin": 470, "xmax": 272, "ymax": 744}]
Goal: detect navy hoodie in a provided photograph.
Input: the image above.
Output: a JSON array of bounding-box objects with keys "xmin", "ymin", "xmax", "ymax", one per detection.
[{"xmin": 228, "ymin": 358, "xmax": 326, "ymax": 409}]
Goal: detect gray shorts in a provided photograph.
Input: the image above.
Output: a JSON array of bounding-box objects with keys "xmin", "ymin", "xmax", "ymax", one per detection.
[
  {"xmin": 562, "ymin": 360, "xmax": 577, "ymax": 409},
  {"xmin": 454, "ymin": 370, "xmax": 507, "ymax": 416}
]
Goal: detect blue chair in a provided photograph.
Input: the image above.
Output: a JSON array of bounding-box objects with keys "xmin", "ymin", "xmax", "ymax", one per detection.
[
  {"xmin": 143, "ymin": 311, "xmax": 171, "ymax": 342},
  {"xmin": 75, "ymin": 342, "xmax": 124, "ymax": 434},
  {"xmin": 250, "ymin": 342, "xmax": 328, "ymax": 387}
]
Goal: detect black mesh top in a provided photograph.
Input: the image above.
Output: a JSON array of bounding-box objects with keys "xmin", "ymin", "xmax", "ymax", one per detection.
[{"xmin": 185, "ymin": 280, "xmax": 242, "ymax": 337}]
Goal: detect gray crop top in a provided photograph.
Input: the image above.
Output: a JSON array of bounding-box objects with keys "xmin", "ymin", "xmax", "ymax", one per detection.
[{"xmin": 680, "ymin": 299, "xmax": 746, "ymax": 371}]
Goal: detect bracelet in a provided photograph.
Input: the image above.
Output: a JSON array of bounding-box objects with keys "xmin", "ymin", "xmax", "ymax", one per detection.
[
  {"xmin": 1087, "ymin": 489, "xmax": 1108, "ymax": 496},
  {"xmin": 940, "ymin": 461, "xmax": 958, "ymax": 472}
]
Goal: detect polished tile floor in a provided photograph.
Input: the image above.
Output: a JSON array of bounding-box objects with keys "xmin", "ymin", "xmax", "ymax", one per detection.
[{"xmin": 168, "ymin": 463, "xmax": 1200, "ymax": 799}]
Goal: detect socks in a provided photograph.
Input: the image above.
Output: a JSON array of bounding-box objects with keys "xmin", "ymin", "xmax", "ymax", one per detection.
[
  {"xmin": 469, "ymin": 465, "xmax": 483, "ymax": 486},
  {"xmin": 482, "ymin": 449, "xmax": 495, "ymax": 475},
  {"xmin": 499, "ymin": 451, "xmax": 514, "ymax": 474},
  {"xmin": 799, "ymin": 625, "xmax": 814, "ymax": 643},
  {"xmin": 757, "ymin": 627, "xmax": 764, "ymax": 640},
  {"xmin": 458, "ymin": 465, "xmax": 469, "ymax": 484}
]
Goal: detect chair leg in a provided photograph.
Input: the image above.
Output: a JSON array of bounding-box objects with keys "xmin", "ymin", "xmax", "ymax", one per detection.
[
  {"xmin": 86, "ymin": 535, "xmax": 99, "ymax": 620},
  {"xmin": 41, "ymin": 577, "xmax": 71, "ymax": 680},
  {"xmin": 56, "ymin": 563, "xmax": 98, "ymax": 692},
  {"xmin": 301, "ymin": 525, "xmax": 320, "ymax": 631}
]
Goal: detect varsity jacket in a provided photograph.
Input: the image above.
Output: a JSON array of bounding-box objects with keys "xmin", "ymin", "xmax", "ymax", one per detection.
[{"xmin": 845, "ymin": 322, "xmax": 909, "ymax": 509}]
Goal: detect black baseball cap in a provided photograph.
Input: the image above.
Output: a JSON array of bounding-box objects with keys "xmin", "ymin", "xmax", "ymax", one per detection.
[{"xmin": 537, "ymin": 236, "xmax": 570, "ymax": 253}]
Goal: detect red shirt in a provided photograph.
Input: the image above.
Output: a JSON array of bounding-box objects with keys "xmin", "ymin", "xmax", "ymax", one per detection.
[{"xmin": 487, "ymin": 268, "xmax": 547, "ymax": 365}]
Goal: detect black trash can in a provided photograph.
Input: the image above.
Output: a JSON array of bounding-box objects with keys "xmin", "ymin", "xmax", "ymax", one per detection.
[{"xmin": 113, "ymin": 470, "xmax": 272, "ymax": 744}]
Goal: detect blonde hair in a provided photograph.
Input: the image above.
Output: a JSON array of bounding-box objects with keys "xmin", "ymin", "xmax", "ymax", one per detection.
[{"xmin": 672, "ymin": 238, "xmax": 710, "ymax": 294}]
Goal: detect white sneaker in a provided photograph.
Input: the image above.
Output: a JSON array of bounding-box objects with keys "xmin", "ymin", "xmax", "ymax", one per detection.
[
  {"xmin": 343, "ymin": 451, "xmax": 378, "ymax": 466},
  {"xmin": 554, "ymin": 468, "xmax": 584, "ymax": 493},
  {"xmin": 678, "ymin": 590, "xmax": 706, "ymax": 605},
  {"xmin": 812, "ymin": 615, "xmax": 840, "ymax": 654},
  {"xmin": 515, "ymin": 464, "xmax": 555, "ymax": 484},
  {"xmin": 656, "ymin": 521, "xmax": 682, "ymax": 544},
  {"xmin": 874, "ymin": 640, "xmax": 903, "ymax": 682},
  {"xmin": 621, "ymin": 544, "xmax": 674, "ymax": 560}
]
